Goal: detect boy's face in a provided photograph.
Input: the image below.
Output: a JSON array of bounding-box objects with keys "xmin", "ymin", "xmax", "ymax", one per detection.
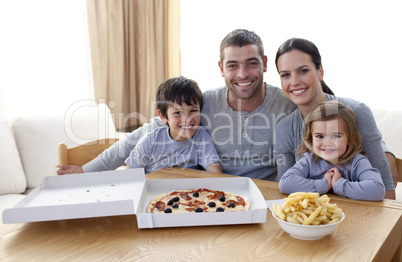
[{"xmin": 158, "ymin": 102, "xmax": 201, "ymax": 141}]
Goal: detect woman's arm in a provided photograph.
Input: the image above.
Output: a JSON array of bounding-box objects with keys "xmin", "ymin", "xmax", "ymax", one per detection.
[
  {"xmin": 353, "ymin": 103, "xmax": 395, "ymax": 194},
  {"xmin": 82, "ymin": 117, "xmax": 165, "ymax": 172},
  {"xmin": 274, "ymin": 118, "xmax": 299, "ymax": 181}
]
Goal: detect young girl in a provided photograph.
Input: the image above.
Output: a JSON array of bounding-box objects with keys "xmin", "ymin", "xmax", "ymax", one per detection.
[{"xmin": 279, "ymin": 101, "xmax": 385, "ymax": 201}]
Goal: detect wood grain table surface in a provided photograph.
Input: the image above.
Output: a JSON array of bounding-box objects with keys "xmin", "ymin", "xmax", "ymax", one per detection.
[{"xmin": 1, "ymin": 167, "xmax": 401, "ymax": 262}]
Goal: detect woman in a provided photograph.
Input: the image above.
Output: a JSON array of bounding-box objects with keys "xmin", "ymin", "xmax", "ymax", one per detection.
[{"xmin": 274, "ymin": 38, "xmax": 396, "ymax": 199}]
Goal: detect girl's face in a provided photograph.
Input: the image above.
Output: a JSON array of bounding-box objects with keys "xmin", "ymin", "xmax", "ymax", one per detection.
[
  {"xmin": 158, "ymin": 102, "xmax": 201, "ymax": 141},
  {"xmin": 276, "ymin": 49, "xmax": 324, "ymax": 108},
  {"xmin": 311, "ymin": 118, "xmax": 348, "ymax": 166}
]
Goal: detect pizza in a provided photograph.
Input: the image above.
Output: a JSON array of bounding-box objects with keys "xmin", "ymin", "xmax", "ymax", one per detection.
[{"xmin": 146, "ymin": 188, "xmax": 251, "ymax": 213}]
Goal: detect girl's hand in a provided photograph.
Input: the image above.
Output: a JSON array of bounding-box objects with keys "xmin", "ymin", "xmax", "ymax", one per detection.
[
  {"xmin": 324, "ymin": 169, "xmax": 335, "ymax": 191},
  {"xmin": 330, "ymin": 167, "xmax": 342, "ymax": 186}
]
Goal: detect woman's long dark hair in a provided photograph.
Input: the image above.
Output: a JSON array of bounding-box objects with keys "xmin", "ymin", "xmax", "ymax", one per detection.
[{"xmin": 275, "ymin": 38, "xmax": 334, "ymax": 95}]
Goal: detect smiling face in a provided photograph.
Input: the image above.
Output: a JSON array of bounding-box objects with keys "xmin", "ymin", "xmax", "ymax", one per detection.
[
  {"xmin": 158, "ymin": 102, "xmax": 201, "ymax": 142},
  {"xmin": 218, "ymin": 44, "xmax": 267, "ymax": 108},
  {"xmin": 276, "ymin": 49, "xmax": 325, "ymax": 113},
  {"xmin": 311, "ymin": 118, "xmax": 349, "ymax": 166}
]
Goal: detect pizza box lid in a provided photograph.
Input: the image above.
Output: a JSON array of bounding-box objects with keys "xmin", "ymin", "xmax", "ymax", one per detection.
[
  {"xmin": 2, "ymin": 169, "xmax": 267, "ymax": 228},
  {"xmin": 2, "ymin": 169, "xmax": 145, "ymax": 224}
]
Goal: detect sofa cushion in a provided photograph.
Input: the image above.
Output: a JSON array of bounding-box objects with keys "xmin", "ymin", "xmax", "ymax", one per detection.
[
  {"xmin": 11, "ymin": 103, "xmax": 117, "ymax": 189},
  {"xmin": 372, "ymin": 109, "xmax": 402, "ymax": 158},
  {"xmin": 0, "ymin": 118, "xmax": 27, "ymax": 195}
]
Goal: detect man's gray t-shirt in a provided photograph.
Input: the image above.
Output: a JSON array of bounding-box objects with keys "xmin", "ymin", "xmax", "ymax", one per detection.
[{"xmin": 200, "ymin": 84, "xmax": 296, "ymax": 180}]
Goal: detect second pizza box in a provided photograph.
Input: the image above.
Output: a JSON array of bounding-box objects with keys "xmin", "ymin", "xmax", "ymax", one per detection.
[{"xmin": 2, "ymin": 169, "xmax": 267, "ymax": 228}]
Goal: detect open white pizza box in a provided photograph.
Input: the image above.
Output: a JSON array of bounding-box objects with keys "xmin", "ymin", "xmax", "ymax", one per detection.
[{"xmin": 2, "ymin": 169, "xmax": 267, "ymax": 228}]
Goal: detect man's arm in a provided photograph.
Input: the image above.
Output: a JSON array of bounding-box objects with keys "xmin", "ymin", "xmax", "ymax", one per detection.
[
  {"xmin": 56, "ymin": 117, "xmax": 165, "ymax": 175},
  {"xmin": 205, "ymin": 162, "xmax": 222, "ymax": 173},
  {"xmin": 56, "ymin": 164, "xmax": 83, "ymax": 175}
]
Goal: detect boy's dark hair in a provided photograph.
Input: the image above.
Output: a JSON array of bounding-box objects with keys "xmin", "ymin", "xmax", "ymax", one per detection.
[{"xmin": 156, "ymin": 76, "xmax": 203, "ymax": 119}]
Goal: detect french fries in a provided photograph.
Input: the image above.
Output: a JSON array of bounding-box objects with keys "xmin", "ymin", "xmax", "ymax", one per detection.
[{"xmin": 272, "ymin": 192, "xmax": 343, "ymax": 225}]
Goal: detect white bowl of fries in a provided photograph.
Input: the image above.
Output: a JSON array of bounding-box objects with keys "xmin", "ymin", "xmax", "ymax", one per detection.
[{"xmin": 271, "ymin": 192, "xmax": 345, "ymax": 240}]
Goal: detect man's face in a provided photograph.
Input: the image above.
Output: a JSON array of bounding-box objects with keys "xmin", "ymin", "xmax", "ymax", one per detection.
[{"xmin": 219, "ymin": 44, "xmax": 267, "ymax": 100}]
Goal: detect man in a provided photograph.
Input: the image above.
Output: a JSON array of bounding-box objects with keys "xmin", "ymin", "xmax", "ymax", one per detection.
[{"xmin": 57, "ymin": 29, "xmax": 296, "ymax": 181}]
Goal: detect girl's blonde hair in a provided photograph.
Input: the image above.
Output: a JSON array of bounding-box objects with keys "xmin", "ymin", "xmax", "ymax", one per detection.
[{"xmin": 297, "ymin": 100, "xmax": 363, "ymax": 165}]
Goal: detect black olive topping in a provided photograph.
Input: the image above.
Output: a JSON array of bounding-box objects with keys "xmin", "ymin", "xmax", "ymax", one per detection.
[
  {"xmin": 219, "ymin": 195, "xmax": 226, "ymax": 202},
  {"xmin": 172, "ymin": 197, "xmax": 180, "ymax": 202},
  {"xmin": 195, "ymin": 207, "xmax": 203, "ymax": 212},
  {"xmin": 164, "ymin": 208, "xmax": 172, "ymax": 213},
  {"xmin": 228, "ymin": 202, "xmax": 235, "ymax": 208},
  {"xmin": 216, "ymin": 207, "xmax": 224, "ymax": 212},
  {"xmin": 167, "ymin": 199, "xmax": 174, "ymax": 206},
  {"xmin": 172, "ymin": 203, "xmax": 179, "ymax": 209},
  {"xmin": 193, "ymin": 192, "xmax": 199, "ymax": 197},
  {"xmin": 207, "ymin": 202, "xmax": 216, "ymax": 208}
]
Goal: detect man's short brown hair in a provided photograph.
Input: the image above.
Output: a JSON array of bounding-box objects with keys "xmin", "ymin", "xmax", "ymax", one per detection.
[{"xmin": 219, "ymin": 29, "xmax": 264, "ymax": 63}]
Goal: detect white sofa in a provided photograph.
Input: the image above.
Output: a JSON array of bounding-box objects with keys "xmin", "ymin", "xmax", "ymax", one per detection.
[
  {"xmin": 1, "ymin": 106, "xmax": 402, "ymax": 222},
  {"xmin": 372, "ymin": 109, "xmax": 402, "ymax": 159},
  {"xmin": 0, "ymin": 103, "xmax": 121, "ymax": 219}
]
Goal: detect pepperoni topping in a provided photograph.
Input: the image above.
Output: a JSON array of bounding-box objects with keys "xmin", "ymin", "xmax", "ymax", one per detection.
[
  {"xmin": 236, "ymin": 196, "xmax": 246, "ymax": 207},
  {"xmin": 155, "ymin": 201, "xmax": 165, "ymax": 211},
  {"xmin": 214, "ymin": 190, "xmax": 225, "ymax": 199},
  {"xmin": 200, "ymin": 188, "xmax": 214, "ymax": 193},
  {"xmin": 182, "ymin": 200, "xmax": 205, "ymax": 207},
  {"xmin": 223, "ymin": 198, "xmax": 246, "ymax": 207},
  {"xmin": 185, "ymin": 207, "xmax": 195, "ymax": 212},
  {"xmin": 180, "ymin": 192, "xmax": 192, "ymax": 200},
  {"xmin": 223, "ymin": 200, "xmax": 236, "ymax": 207}
]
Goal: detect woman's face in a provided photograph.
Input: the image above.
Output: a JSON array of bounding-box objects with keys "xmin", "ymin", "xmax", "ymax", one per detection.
[{"xmin": 276, "ymin": 49, "xmax": 324, "ymax": 108}]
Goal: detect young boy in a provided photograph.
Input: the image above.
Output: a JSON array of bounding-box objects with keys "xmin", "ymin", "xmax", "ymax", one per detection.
[{"xmin": 125, "ymin": 76, "xmax": 222, "ymax": 173}]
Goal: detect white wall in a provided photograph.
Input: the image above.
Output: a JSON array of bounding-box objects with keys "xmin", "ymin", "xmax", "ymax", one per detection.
[
  {"xmin": 0, "ymin": 0, "xmax": 94, "ymax": 118},
  {"xmin": 1, "ymin": 1, "xmax": 400, "ymax": 118},
  {"xmin": 181, "ymin": 0, "xmax": 402, "ymax": 111}
]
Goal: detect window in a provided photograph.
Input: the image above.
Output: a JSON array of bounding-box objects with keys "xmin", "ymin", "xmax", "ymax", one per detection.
[
  {"xmin": 0, "ymin": 0, "xmax": 93, "ymax": 118},
  {"xmin": 181, "ymin": 0, "xmax": 402, "ymax": 111}
]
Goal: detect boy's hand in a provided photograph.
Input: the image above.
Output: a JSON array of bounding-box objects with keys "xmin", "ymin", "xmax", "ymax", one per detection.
[
  {"xmin": 56, "ymin": 164, "xmax": 83, "ymax": 175},
  {"xmin": 324, "ymin": 169, "xmax": 335, "ymax": 191}
]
